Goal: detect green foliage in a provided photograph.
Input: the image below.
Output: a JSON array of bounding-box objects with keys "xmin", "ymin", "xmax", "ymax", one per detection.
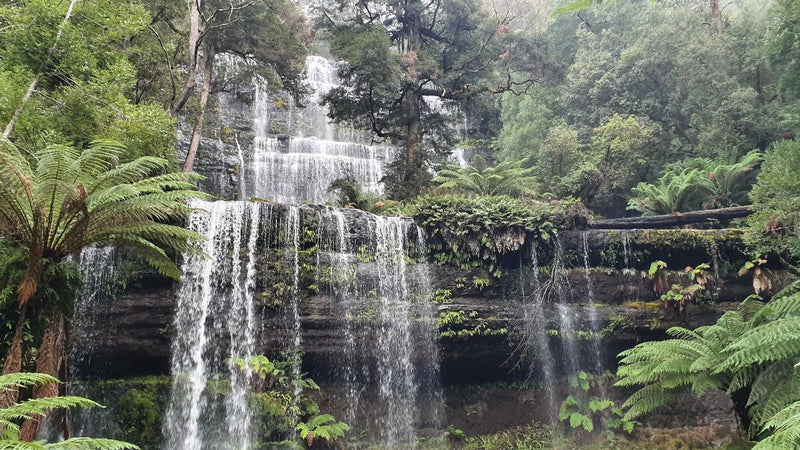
[
  {"xmin": 321, "ymin": 0, "xmax": 551, "ymax": 199},
  {"xmin": 116, "ymin": 388, "xmax": 161, "ymax": 448},
  {"xmin": 628, "ymin": 169, "xmax": 708, "ymax": 216},
  {"xmin": 0, "ymin": 372, "xmax": 138, "ymax": 449},
  {"xmin": 432, "ymin": 155, "xmax": 537, "ymax": 197},
  {"xmin": 498, "ymin": 2, "xmax": 786, "ymax": 217},
  {"xmin": 296, "ymin": 414, "xmax": 349, "ymax": 448},
  {"xmin": 326, "ymin": 177, "xmax": 380, "ymax": 211},
  {"xmin": 615, "ymin": 279, "xmax": 800, "ymax": 445},
  {"xmin": 437, "ymin": 310, "xmax": 508, "ymax": 340},
  {"xmin": 0, "ymin": 0, "xmax": 176, "ymax": 161},
  {"xmin": 0, "ymin": 140, "xmax": 209, "ymax": 287},
  {"xmin": 628, "ymin": 151, "xmax": 763, "ymax": 216},
  {"xmin": 558, "ymin": 371, "xmax": 638, "ymax": 438},
  {"xmin": 231, "ymin": 355, "xmax": 349, "ymax": 447},
  {"xmin": 413, "ymin": 194, "xmax": 585, "ymax": 274},
  {"xmin": 445, "ymin": 424, "xmax": 466, "ymax": 442},
  {"xmin": 746, "ymin": 140, "xmax": 800, "ymax": 262},
  {"xmin": 464, "ymin": 423, "xmax": 552, "ymax": 449}
]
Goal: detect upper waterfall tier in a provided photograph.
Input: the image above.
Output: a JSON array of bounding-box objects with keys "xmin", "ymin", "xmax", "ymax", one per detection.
[{"xmin": 246, "ymin": 55, "xmax": 394, "ymax": 204}]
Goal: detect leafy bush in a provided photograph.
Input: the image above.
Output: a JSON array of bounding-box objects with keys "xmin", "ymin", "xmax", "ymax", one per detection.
[
  {"xmin": 746, "ymin": 140, "xmax": 800, "ymax": 262},
  {"xmin": 296, "ymin": 413, "xmax": 349, "ymax": 448},
  {"xmin": 432, "ymin": 155, "xmax": 538, "ymax": 197},
  {"xmin": 559, "ymin": 372, "xmax": 637, "ymax": 439},
  {"xmin": 412, "ymin": 194, "xmax": 586, "ymax": 276},
  {"xmin": 628, "ymin": 151, "xmax": 763, "ymax": 216},
  {"xmin": 627, "ymin": 169, "xmax": 708, "ymax": 216},
  {"xmin": 231, "ymin": 355, "xmax": 349, "ymax": 447}
]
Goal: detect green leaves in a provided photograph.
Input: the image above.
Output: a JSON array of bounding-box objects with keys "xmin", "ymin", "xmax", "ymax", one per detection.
[
  {"xmin": 296, "ymin": 414, "xmax": 349, "ymax": 447},
  {"xmin": 0, "ymin": 139, "xmax": 209, "ymax": 283},
  {"xmin": 0, "ymin": 372, "xmax": 139, "ymax": 449},
  {"xmin": 616, "ymin": 278, "xmax": 800, "ymax": 443},
  {"xmin": 432, "ymin": 155, "xmax": 538, "ymax": 197}
]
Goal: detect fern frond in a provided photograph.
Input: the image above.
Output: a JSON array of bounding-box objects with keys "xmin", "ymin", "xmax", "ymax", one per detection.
[{"xmin": 0, "ymin": 373, "xmax": 59, "ymax": 393}]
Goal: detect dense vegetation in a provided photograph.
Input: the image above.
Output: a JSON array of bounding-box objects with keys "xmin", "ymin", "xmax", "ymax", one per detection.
[{"xmin": 0, "ymin": 0, "xmax": 799, "ymax": 448}]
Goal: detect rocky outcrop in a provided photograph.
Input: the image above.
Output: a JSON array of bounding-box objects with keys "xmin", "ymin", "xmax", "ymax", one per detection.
[{"xmin": 84, "ymin": 247, "xmax": 784, "ymax": 382}]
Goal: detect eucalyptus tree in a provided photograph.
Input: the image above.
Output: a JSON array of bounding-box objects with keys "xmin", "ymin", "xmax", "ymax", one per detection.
[
  {"xmin": 0, "ymin": 139, "xmax": 207, "ymax": 439},
  {"xmin": 318, "ymin": 0, "xmax": 554, "ymax": 199}
]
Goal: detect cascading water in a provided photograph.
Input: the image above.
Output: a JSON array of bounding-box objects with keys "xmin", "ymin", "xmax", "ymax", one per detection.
[
  {"xmin": 520, "ymin": 242, "xmax": 557, "ymax": 420},
  {"xmin": 582, "ymin": 232, "xmax": 606, "ymax": 395},
  {"xmin": 57, "ymin": 247, "xmax": 119, "ymax": 439},
  {"xmin": 285, "ymin": 206, "xmax": 304, "ymax": 430},
  {"xmin": 164, "ymin": 201, "xmax": 259, "ymax": 449},
  {"xmin": 552, "ymin": 236, "xmax": 580, "ymax": 375},
  {"xmin": 249, "ymin": 56, "xmax": 392, "ymax": 204},
  {"xmin": 317, "ymin": 209, "xmax": 442, "ymax": 446}
]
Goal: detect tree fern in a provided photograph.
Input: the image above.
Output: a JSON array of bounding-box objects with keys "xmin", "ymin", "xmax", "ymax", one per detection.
[
  {"xmin": 617, "ymin": 278, "xmax": 800, "ymax": 442},
  {"xmin": 0, "ymin": 139, "xmax": 210, "ymax": 299},
  {"xmin": 754, "ymin": 401, "xmax": 800, "ymax": 448},
  {"xmin": 0, "ymin": 138, "xmax": 208, "ymax": 435},
  {"xmin": 627, "ymin": 169, "xmax": 708, "ymax": 216},
  {"xmin": 696, "ymin": 151, "xmax": 763, "ymax": 209},
  {"xmin": 432, "ymin": 155, "xmax": 538, "ymax": 197},
  {"xmin": 0, "ymin": 373, "xmax": 138, "ymax": 449}
]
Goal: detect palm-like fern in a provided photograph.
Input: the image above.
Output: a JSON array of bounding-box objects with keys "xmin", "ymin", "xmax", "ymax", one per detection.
[
  {"xmin": 616, "ymin": 280, "xmax": 800, "ymax": 443},
  {"xmin": 0, "ymin": 139, "xmax": 209, "ymax": 301},
  {"xmin": 627, "ymin": 169, "xmax": 708, "ymax": 216},
  {"xmin": 0, "ymin": 373, "xmax": 138, "ymax": 449},
  {"xmin": 0, "ymin": 139, "xmax": 208, "ymax": 437},
  {"xmin": 695, "ymin": 151, "xmax": 763, "ymax": 209},
  {"xmin": 432, "ymin": 155, "xmax": 538, "ymax": 197}
]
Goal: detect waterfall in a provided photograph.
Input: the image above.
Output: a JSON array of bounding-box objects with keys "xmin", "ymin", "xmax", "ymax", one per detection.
[
  {"xmin": 285, "ymin": 206, "xmax": 304, "ymax": 430},
  {"xmin": 314, "ymin": 209, "xmax": 441, "ymax": 447},
  {"xmin": 520, "ymin": 242, "xmax": 557, "ymax": 421},
  {"xmin": 552, "ymin": 236, "xmax": 579, "ymax": 375},
  {"xmin": 249, "ymin": 56, "xmax": 392, "ymax": 204},
  {"xmin": 164, "ymin": 201, "xmax": 259, "ymax": 449},
  {"xmin": 59, "ymin": 247, "xmax": 119, "ymax": 439},
  {"xmin": 621, "ymin": 230, "xmax": 631, "ymax": 268},
  {"xmin": 582, "ymin": 232, "xmax": 606, "ymax": 384},
  {"xmin": 70, "ymin": 247, "xmax": 118, "ymax": 377}
]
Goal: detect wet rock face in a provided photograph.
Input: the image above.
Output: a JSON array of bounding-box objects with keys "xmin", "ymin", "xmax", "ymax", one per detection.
[{"xmin": 84, "ymin": 260, "xmax": 771, "ymax": 382}]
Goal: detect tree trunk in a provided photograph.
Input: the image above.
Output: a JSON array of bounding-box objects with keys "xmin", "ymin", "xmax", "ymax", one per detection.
[
  {"xmin": 182, "ymin": 48, "xmax": 215, "ymax": 172},
  {"xmin": 169, "ymin": 0, "xmax": 202, "ymax": 115},
  {"xmin": 589, "ymin": 206, "xmax": 753, "ymax": 229},
  {"xmin": 19, "ymin": 309, "xmax": 66, "ymax": 442},
  {"xmin": 2, "ymin": 0, "xmax": 80, "ymax": 139},
  {"xmin": 731, "ymin": 386, "xmax": 752, "ymax": 435},
  {"xmin": 710, "ymin": 0, "xmax": 721, "ymax": 29},
  {"xmin": 402, "ymin": 11, "xmax": 423, "ymax": 194},
  {"xmin": 0, "ymin": 307, "xmax": 28, "ymax": 408}
]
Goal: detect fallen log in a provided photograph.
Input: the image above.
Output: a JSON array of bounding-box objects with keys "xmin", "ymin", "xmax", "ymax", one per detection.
[{"xmin": 589, "ymin": 206, "xmax": 753, "ymax": 229}]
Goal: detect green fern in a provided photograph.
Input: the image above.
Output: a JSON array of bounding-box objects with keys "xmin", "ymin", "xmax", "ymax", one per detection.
[
  {"xmin": 617, "ymin": 279, "xmax": 800, "ymax": 442},
  {"xmin": 627, "ymin": 169, "xmax": 708, "ymax": 216},
  {"xmin": 296, "ymin": 414, "xmax": 349, "ymax": 447},
  {"xmin": 0, "ymin": 373, "xmax": 138, "ymax": 449},
  {"xmin": 754, "ymin": 400, "xmax": 800, "ymax": 448},
  {"xmin": 0, "ymin": 139, "xmax": 210, "ymax": 295},
  {"xmin": 432, "ymin": 155, "xmax": 538, "ymax": 197}
]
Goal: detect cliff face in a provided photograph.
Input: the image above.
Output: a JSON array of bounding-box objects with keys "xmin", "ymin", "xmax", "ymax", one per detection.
[{"xmin": 80, "ymin": 224, "xmax": 780, "ymax": 383}]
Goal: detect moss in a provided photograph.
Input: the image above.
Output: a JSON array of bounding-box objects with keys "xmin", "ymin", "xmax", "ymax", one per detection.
[{"xmin": 622, "ymin": 301, "xmax": 663, "ymax": 313}]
